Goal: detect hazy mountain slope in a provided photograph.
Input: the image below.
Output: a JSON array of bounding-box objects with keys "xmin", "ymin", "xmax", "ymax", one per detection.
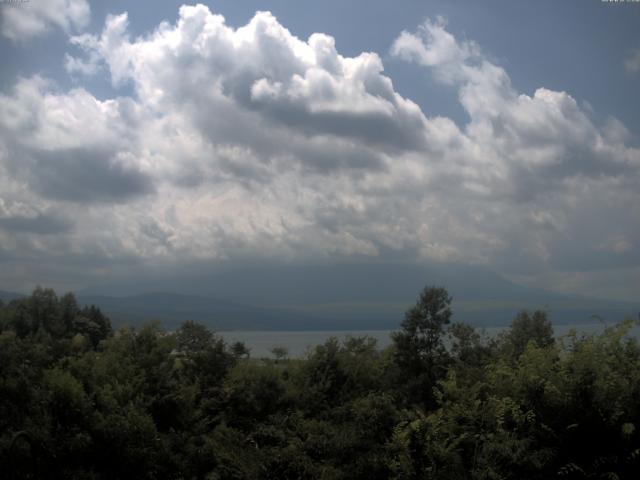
[
  {"xmin": 0, "ymin": 290, "xmax": 25, "ymax": 303},
  {"xmin": 79, "ymin": 263, "xmax": 639, "ymax": 329},
  {"xmin": 76, "ymin": 292, "xmax": 351, "ymax": 331}
]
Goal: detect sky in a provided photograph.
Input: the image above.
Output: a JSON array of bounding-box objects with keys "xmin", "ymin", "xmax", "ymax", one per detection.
[{"xmin": 0, "ymin": 0, "xmax": 639, "ymax": 302}]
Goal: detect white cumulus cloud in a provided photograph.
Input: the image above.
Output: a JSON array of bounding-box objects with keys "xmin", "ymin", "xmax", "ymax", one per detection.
[
  {"xmin": 0, "ymin": 6, "xmax": 638, "ymax": 299},
  {"xmin": 1, "ymin": 0, "xmax": 90, "ymax": 41}
]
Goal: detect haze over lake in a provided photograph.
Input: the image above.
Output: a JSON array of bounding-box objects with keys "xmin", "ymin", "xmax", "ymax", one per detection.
[{"xmin": 221, "ymin": 323, "xmax": 640, "ymax": 358}]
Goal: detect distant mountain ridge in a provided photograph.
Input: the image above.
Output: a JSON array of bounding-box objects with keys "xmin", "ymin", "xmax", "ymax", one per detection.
[
  {"xmin": 3, "ymin": 264, "xmax": 636, "ymax": 330},
  {"xmin": 75, "ymin": 292, "xmax": 333, "ymax": 331},
  {"xmin": 77, "ymin": 263, "xmax": 639, "ymax": 330},
  {"xmin": 0, "ymin": 290, "xmax": 25, "ymax": 303}
]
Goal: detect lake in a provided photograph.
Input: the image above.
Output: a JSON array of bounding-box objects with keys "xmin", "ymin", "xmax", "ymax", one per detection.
[{"xmin": 220, "ymin": 322, "xmax": 635, "ymax": 358}]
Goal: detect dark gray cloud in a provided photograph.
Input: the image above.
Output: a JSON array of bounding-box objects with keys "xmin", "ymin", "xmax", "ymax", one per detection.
[
  {"xmin": 249, "ymin": 99, "xmax": 427, "ymax": 153},
  {"xmin": 28, "ymin": 147, "xmax": 154, "ymax": 203},
  {"xmin": 0, "ymin": 212, "xmax": 72, "ymax": 235}
]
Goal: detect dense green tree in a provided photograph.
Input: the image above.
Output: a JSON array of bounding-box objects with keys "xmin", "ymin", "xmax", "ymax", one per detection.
[
  {"xmin": 230, "ymin": 340, "xmax": 251, "ymax": 359},
  {"xmin": 392, "ymin": 285, "xmax": 453, "ymax": 407},
  {"xmin": 29, "ymin": 286, "xmax": 60, "ymax": 335},
  {"xmin": 225, "ymin": 362, "xmax": 287, "ymax": 428},
  {"xmin": 270, "ymin": 345, "xmax": 289, "ymax": 362},
  {"xmin": 76, "ymin": 304, "xmax": 112, "ymax": 347},
  {"xmin": 1, "ymin": 286, "xmax": 639, "ymax": 479},
  {"xmin": 500, "ymin": 309, "xmax": 554, "ymax": 359},
  {"xmin": 175, "ymin": 320, "xmax": 235, "ymax": 390}
]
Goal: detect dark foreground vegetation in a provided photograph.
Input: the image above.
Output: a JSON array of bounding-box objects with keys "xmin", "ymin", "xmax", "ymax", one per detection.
[{"xmin": 1, "ymin": 286, "xmax": 639, "ymax": 479}]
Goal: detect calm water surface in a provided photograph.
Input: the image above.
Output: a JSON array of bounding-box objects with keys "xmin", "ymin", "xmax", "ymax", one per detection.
[{"xmin": 220, "ymin": 323, "xmax": 635, "ymax": 358}]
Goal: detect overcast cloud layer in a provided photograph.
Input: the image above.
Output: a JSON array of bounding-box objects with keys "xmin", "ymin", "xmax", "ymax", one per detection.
[{"xmin": 0, "ymin": 4, "xmax": 639, "ymax": 300}]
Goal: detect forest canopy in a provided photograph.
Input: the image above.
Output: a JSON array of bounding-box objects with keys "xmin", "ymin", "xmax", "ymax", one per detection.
[{"xmin": 1, "ymin": 286, "xmax": 639, "ymax": 479}]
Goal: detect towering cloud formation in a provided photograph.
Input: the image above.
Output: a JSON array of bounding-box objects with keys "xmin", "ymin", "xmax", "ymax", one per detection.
[{"xmin": 0, "ymin": 5, "xmax": 638, "ymax": 296}]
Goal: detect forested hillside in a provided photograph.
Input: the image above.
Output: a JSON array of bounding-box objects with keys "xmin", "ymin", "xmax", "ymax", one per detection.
[{"xmin": 1, "ymin": 287, "xmax": 639, "ymax": 479}]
